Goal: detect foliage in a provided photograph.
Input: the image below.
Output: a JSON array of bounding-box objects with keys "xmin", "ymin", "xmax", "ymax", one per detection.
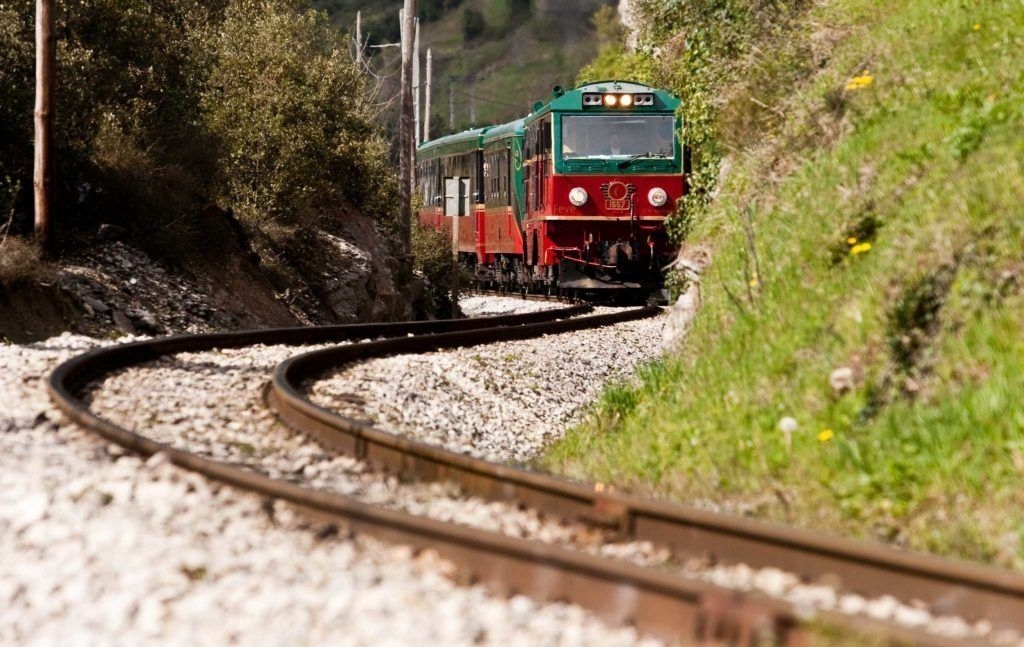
[
  {"xmin": 0, "ymin": 234, "xmax": 41, "ymax": 284},
  {"xmin": 203, "ymin": 0, "xmax": 398, "ymax": 238},
  {"xmin": 0, "ymin": 0, "xmax": 398, "ymax": 252},
  {"xmin": 0, "ymin": 0, "xmax": 227, "ymax": 238},
  {"xmin": 576, "ymin": 6, "xmax": 655, "ymax": 88},
  {"xmin": 411, "ymin": 222, "xmax": 463, "ymax": 318},
  {"xmin": 423, "ymin": 0, "xmax": 465, "ymax": 22},
  {"xmin": 461, "ymin": 7, "xmax": 486, "ymax": 41},
  {"xmin": 548, "ymin": 0, "xmax": 1024, "ymax": 567},
  {"xmin": 622, "ymin": 0, "xmax": 811, "ymax": 242}
]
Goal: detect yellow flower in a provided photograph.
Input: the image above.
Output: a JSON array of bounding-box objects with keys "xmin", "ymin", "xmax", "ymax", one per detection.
[
  {"xmin": 973, "ymin": 23, "xmax": 981, "ymax": 31},
  {"xmin": 846, "ymin": 236, "xmax": 858, "ymax": 245},
  {"xmin": 850, "ymin": 242, "xmax": 872, "ymax": 255},
  {"xmin": 818, "ymin": 429, "xmax": 835, "ymax": 442},
  {"xmin": 749, "ymin": 278, "xmax": 759, "ymax": 288},
  {"xmin": 845, "ymin": 73, "xmax": 875, "ymax": 91}
]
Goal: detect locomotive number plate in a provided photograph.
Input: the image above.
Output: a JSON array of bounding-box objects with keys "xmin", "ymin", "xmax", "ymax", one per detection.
[{"xmin": 605, "ymin": 199, "xmax": 630, "ymax": 210}]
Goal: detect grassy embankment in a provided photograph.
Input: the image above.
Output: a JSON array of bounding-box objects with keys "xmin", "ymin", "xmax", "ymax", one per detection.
[{"xmin": 546, "ymin": 0, "xmax": 1024, "ymax": 567}]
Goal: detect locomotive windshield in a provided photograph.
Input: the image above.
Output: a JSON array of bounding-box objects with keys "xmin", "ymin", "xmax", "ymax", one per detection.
[{"xmin": 560, "ymin": 115, "xmax": 675, "ymax": 160}]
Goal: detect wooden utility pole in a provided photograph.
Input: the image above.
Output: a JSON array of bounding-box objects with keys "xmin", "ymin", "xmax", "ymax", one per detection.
[
  {"xmin": 398, "ymin": 0, "xmax": 415, "ymax": 255},
  {"xmin": 424, "ymin": 49, "xmax": 432, "ymax": 142},
  {"xmin": 449, "ymin": 79, "xmax": 455, "ymax": 131},
  {"xmin": 34, "ymin": 0, "xmax": 56, "ymax": 254},
  {"xmin": 413, "ymin": 18, "xmax": 421, "ymax": 146},
  {"xmin": 354, "ymin": 11, "xmax": 363, "ymax": 69}
]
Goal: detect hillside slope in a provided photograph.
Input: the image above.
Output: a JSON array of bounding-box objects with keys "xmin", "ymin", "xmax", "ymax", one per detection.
[
  {"xmin": 547, "ymin": 0, "xmax": 1024, "ymax": 567},
  {"xmin": 316, "ymin": 0, "xmax": 611, "ymax": 131}
]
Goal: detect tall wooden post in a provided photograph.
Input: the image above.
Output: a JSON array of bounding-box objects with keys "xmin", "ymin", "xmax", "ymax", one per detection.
[
  {"xmin": 413, "ymin": 18, "xmax": 421, "ymax": 146},
  {"xmin": 398, "ymin": 0, "xmax": 415, "ymax": 256},
  {"xmin": 354, "ymin": 11, "xmax": 363, "ymax": 69},
  {"xmin": 424, "ymin": 49, "xmax": 432, "ymax": 142},
  {"xmin": 449, "ymin": 79, "xmax": 455, "ymax": 132},
  {"xmin": 34, "ymin": 0, "xmax": 56, "ymax": 254}
]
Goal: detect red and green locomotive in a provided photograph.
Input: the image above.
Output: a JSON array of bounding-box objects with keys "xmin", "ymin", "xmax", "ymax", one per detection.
[{"xmin": 416, "ymin": 81, "xmax": 684, "ymax": 301}]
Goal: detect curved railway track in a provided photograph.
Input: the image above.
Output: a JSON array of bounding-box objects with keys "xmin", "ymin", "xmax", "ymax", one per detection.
[{"xmin": 48, "ymin": 306, "xmax": 1024, "ymax": 644}]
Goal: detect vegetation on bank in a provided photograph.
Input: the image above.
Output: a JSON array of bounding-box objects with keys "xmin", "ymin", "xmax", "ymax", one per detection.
[
  {"xmin": 548, "ymin": 0, "xmax": 1024, "ymax": 567},
  {"xmin": 0, "ymin": 0, "xmax": 398, "ymax": 279}
]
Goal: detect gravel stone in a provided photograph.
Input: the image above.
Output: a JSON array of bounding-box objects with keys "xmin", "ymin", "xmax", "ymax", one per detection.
[
  {"xmin": 309, "ymin": 304, "xmax": 667, "ymax": 464},
  {"xmin": 0, "ymin": 296, "xmax": 1012, "ymax": 644},
  {"xmin": 0, "ymin": 326, "xmax": 656, "ymax": 645}
]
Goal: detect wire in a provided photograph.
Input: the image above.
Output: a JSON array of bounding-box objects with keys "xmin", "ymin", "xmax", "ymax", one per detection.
[{"xmin": 447, "ymin": 87, "xmax": 523, "ymax": 110}]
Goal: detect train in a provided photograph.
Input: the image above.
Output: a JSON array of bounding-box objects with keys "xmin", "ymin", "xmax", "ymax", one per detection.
[{"xmin": 416, "ymin": 80, "xmax": 686, "ymax": 302}]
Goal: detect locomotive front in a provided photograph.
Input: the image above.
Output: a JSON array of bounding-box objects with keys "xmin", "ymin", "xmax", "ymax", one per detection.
[{"xmin": 522, "ymin": 81, "xmax": 684, "ymax": 299}]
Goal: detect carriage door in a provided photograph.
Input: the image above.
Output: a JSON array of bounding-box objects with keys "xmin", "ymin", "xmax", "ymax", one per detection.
[{"xmin": 444, "ymin": 177, "xmax": 470, "ymax": 256}]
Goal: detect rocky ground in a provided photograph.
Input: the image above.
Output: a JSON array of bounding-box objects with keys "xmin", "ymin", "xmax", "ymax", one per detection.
[
  {"xmin": 1, "ymin": 295, "xmax": 1013, "ymax": 644},
  {"xmin": 309, "ymin": 306, "xmax": 664, "ymax": 464},
  {"xmin": 0, "ymin": 298, "xmax": 663, "ymax": 646},
  {"xmin": 0, "ymin": 215, "xmax": 416, "ymax": 343}
]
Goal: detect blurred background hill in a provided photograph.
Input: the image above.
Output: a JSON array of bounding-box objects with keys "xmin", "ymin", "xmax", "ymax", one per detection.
[{"xmin": 313, "ymin": 0, "xmax": 616, "ymax": 134}]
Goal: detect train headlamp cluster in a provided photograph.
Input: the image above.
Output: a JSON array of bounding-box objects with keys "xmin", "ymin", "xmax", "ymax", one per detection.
[
  {"xmin": 568, "ymin": 187, "xmax": 589, "ymax": 206},
  {"xmin": 569, "ymin": 187, "xmax": 668, "ymax": 207},
  {"xmin": 582, "ymin": 92, "xmax": 655, "ymax": 108}
]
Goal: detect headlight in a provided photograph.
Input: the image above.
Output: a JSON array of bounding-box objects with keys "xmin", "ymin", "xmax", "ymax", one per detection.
[
  {"xmin": 648, "ymin": 187, "xmax": 668, "ymax": 207},
  {"xmin": 603, "ymin": 94, "xmax": 618, "ymax": 107},
  {"xmin": 620, "ymin": 94, "xmax": 633, "ymax": 107},
  {"xmin": 569, "ymin": 187, "xmax": 588, "ymax": 206}
]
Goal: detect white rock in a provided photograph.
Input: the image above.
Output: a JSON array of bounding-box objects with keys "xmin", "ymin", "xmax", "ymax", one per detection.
[
  {"xmin": 829, "ymin": 366, "xmax": 855, "ymax": 395},
  {"xmin": 865, "ymin": 594, "xmax": 899, "ymax": 620}
]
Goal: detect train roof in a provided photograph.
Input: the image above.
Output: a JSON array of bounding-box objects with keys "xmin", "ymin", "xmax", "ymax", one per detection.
[
  {"xmin": 416, "ymin": 81, "xmax": 679, "ymax": 157},
  {"xmin": 418, "ymin": 126, "xmax": 488, "ymax": 156},
  {"xmin": 481, "ymin": 118, "xmax": 524, "ymax": 144},
  {"xmin": 527, "ymin": 80, "xmax": 680, "ymax": 120},
  {"xmin": 418, "ymin": 119, "xmax": 524, "ymax": 157}
]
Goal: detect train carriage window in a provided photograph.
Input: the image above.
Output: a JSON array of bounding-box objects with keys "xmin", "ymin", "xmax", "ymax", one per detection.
[
  {"xmin": 483, "ymin": 147, "xmax": 509, "ymax": 208},
  {"xmin": 419, "ymin": 158, "xmax": 440, "ymax": 207}
]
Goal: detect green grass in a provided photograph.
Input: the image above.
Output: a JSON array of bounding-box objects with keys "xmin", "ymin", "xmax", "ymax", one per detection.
[{"xmin": 545, "ymin": 0, "xmax": 1024, "ymax": 567}]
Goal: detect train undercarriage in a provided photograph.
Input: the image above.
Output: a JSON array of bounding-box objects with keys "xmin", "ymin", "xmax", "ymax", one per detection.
[{"xmin": 461, "ymin": 250, "xmax": 671, "ymax": 305}]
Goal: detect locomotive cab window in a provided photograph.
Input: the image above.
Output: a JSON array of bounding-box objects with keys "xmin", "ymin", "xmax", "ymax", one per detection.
[{"xmin": 560, "ymin": 115, "xmax": 675, "ymax": 160}]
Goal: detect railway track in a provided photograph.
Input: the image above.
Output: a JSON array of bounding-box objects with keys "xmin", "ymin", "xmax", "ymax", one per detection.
[{"xmin": 48, "ymin": 305, "xmax": 1024, "ymax": 644}]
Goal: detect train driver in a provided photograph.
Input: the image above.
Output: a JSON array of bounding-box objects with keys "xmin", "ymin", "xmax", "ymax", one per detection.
[{"xmin": 603, "ymin": 131, "xmax": 625, "ymax": 156}]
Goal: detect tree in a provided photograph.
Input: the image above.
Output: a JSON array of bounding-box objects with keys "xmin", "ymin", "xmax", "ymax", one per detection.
[
  {"xmin": 461, "ymin": 7, "xmax": 484, "ymax": 41},
  {"xmin": 34, "ymin": 0, "xmax": 55, "ymax": 254},
  {"xmin": 203, "ymin": 0, "xmax": 397, "ymax": 237}
]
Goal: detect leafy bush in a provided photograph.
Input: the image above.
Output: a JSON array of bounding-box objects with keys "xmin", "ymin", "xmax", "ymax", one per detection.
[
  {"xmin": 461, "ymin": 7, "xmax": 485, "ymax": 41},
  {"xmin": 0, "ymin": 0, "xmax": 226, "ymax": 240},
  {"xmin": 0, "ymin": 0, "xmax": 399, "ymax": 252},
  {"xmin": 203, "ymin": 0, "xmax": 398, "ymax": 239},
  {"xmin": 600, "ymin": 0, "xmax": 812, "ymax": 243},
  {"xmin": 411, "ymin": 222, "xmax": 463, "ymax": 319},
  {"xmin": 0, "ymin": 234, "xmax": 41, "ymax": 284}
]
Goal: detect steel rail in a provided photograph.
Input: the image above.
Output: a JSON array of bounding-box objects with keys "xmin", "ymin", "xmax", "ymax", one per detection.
[
  {"xmin": 44, "ymin": 305, "xmax": 1005, "ymax": 644},
  {"xmin": 47, "ymin": 305, "xmax": 812, "ymax": 644},
  {"xmin": 268, "ymin": 311, "xmax": 1024, "ymax": 637}
]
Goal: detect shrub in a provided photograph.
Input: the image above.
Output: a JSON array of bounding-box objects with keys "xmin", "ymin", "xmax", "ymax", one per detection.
[
  {"xmin": 629, "ymin": 0, "xmax": 812, "ymax": 243},
  {"xmin": 0, "ymin": 0, "xmax": 398, "ymax": 252},
  {"xmin": 461, "ymin": 7, "xmax": 485, "ymax": 41},
  {"xmin": 0, "ymin": 234, "xmax": 41, "ymax": 284},
  {"xmin": 411, "ymin": 222, "xmax": 463, "ymax": 318},
  {"xmin": 0, "ymin": 0, "xmax": 226, "ymax": 238},
  {"xmin": 203, "ymin": 0, "xmax": 398, "ymax": 240}
]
